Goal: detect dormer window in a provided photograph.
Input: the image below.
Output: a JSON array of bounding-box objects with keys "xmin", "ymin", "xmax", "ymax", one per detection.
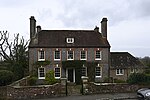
[{"xmin": 67, "ymin": 38, "xmax": 74, "ymax": 43}]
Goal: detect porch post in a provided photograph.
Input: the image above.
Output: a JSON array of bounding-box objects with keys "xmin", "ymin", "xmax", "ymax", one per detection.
[
  {"xmin": 60, "ymin": 77, "xmax": 67, "ymax": 96},
  {"xmin": 81, "ymin": 76, "xmax": 89, "ymax": 94}
]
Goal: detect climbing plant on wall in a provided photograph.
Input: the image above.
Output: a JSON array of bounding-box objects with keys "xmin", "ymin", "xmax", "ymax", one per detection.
[
  {"xmin": 31, "ymin": 60, "xmax": 50, "ymax": 77},
  {"xmin": 33, "ymin": 60, "xmax": 50, "ymax": 68},
  {"xmin": 62, "ymin": 60, "xmax": 98, "ymax": 84},
  {"xmin": 62, "ymin": 60, "xmax": 86, "ymax": 69}
]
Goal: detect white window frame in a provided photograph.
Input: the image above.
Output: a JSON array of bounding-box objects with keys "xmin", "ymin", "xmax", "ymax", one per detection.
[
  {"xmin": 130, "ymin": 68, "xmax": 134, "ymax": 73},
  {"xmin": 67, "ymin": 50, "xmax": 74, "ymax": 60},
  {"xmin": 54, "ymin": 50, "xmax": 61, "ymax": 61},
  {"xmin": 66, "ymin": 38, "xmax": 74, "ymax": 43},
  {"xmin": 116, "ymin": 69, "xmax": 124, "ymax": 75},
  {"xmin": 80, "ymin": 51, "xmax": 87, "ymax": 60},
  {"xmin": 82, "ymin": 66, "xmax": 87, "ymax": 77},
  {"xmin": 95, "ymin": 50, "xmax": 102, "ymax": 60},
  {"xmin": 38, "ymin": 67, "xmax": 45, "ymax": 79},
  {"xmin": 38, "ymin": 50, "xmax": 45, "ymax": 61},
  {"xmin": 95, "ymin": 65, "xmax": 102, "ymax": 78},
  {"xmin": 54, "ymin": 67, "xmax": 61, "ymax": 79}
]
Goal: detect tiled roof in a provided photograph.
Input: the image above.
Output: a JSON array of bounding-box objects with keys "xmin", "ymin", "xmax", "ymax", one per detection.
[
  {"xmin": 29, "ymin": 30, "xmax": 110, "ymax": 48},
  {"xmin": 110, "ymin": 52, "xmax": 145, "ymax": 68}
]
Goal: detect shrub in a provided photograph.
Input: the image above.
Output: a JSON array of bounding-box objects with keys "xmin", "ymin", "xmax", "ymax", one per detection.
[
  {"xmin": 127, "ymin": 73, "xmax": 147, "ymax": 84},
  {"xmin": 0, "ymin": 70, "xmax": 14, "ymax": 86},
  {"xmin": 28, "ymin": 76, "xmax": 37, "ymax": 86},
  {"xmin": 114, "ymin": 78, "xmax": 126, "ymax": 83},
  {"xmin": 45, "ymin": 70, "xmax": 58, "ymax": 85}
]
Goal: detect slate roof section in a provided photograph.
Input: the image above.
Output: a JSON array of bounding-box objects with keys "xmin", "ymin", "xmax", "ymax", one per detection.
[
  {"xmin": 29, "ymin": 30, "xmax": 110, "ymax": 48},
  {"xmin": 111, "ymin": 52, "xmax": 145, "ymax": 69}
]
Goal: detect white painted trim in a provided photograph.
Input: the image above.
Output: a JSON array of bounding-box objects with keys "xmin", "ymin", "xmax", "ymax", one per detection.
[
  {"xmin": 54, "ymin": 50, "xmax": 61, "ymax": 61},
  {"xmin": 38, "ymin": 50, "xmax": 45, "ymax": 61},
  {"xmin": 116, "ymin": 69, "xmax": 124, "ymax": 75},
  {"xmin": 66, "ymin": 38, "xmax": 74, "ymax": 43},
  {"xmin": 95, "ymin": 51, "xmax": 102, "ymax": 60},
  {"xmin": 73, "ymin": 69, "xmax": 75, "ymax": 82},
  {"xmin": 54, "ymin": 67, "xmax": 61, "ymax": 79},
  {"xmin": 95, "ymin": 66, "xmax": 102, "ymax": 78},
  {"xmin": 80, "ymin": 50, "xmax": 87, "ymax": 60},
  {"xmin": 38, "ymin": 67, "xmax": 45, "ymax": 79},
  {"xmin": 67, "ymin": 51, "xmax": 74, "ymax": 60},
  {"xmin": 81, "ymin": 67, "xmax": 87, "ymax": 77}
]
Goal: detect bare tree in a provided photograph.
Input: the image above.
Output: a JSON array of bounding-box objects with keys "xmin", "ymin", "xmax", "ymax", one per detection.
[{"xmin": 0, "ymin": 31, "xmax": 29, "ymax": 80}]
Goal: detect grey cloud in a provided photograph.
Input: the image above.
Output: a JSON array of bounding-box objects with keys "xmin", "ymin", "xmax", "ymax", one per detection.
[
  {"xmin": 0, "ymin": 0, "xmax": 33, "ymax": 7},
  {"xmin": 110, "ymin": 0, "xmax": 150, "ymax": 24},
  {"xmin": 130, "ymin": 0, "xmax": 150, "ymax": 18},
  {"xmin": 38, "ymin": 9, "xmax": 52, "ymax": 22},
  {"xmin": 56, "ymin": 0, "xmax": 108, "ymax": 28},
  {"xmin": 55, "ymin": 0, "xmax": 142, "ymax": 28}
]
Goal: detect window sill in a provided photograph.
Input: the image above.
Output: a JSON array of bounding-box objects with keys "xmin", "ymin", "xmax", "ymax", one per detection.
[
  {"xmin": 54, "ymin": 59, "xmax": 61, "ymax": 61},
  {"xmin": 67, "ymin": 59, "xmax": 74, "ymax": 61},
  {"xmin": 38, "ymin": 77, "xmax": 45, "ymax": 79},
  {"xmin": 38, "ymin": 59, "xmax": 45, "ymax": 61},
  {"xmin": 116, "ymin": 74, "xmax": 124, "ymax": 75},
  {"xmin": 95, "ymin": 59, "xmax": 102, "ymax": 60},
  {"xmin": 95, "ymin": 76, "xmax": 102, "ymax": 78},
  {"xmin": 55, "ymin": 77, "xmax": 60, "ymax": 79},
  {"xmin": 80, "ymin": 59, "xmax": 87, "ymax": 60}
]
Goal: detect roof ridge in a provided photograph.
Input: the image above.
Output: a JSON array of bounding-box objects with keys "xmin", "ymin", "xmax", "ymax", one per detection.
[
  {"xmin": 111, "ymin": 52, "xmax": 129, "ymax": 54},
  {"xmin": 41, "ymin": 30, "xmax": 96, "ymax": 32}
]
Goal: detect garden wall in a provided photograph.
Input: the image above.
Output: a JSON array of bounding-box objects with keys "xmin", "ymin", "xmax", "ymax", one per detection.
[
  {"xmin": 83, "ymin": 82, "xmax": 150, "ymax": 94},
  {"xmin": 7, "ymin": 83, "xmax": 66, "ymax": 99},
  {"xmin": 0, "ymin": 86, "xmax": 7, "ymax": 99}
]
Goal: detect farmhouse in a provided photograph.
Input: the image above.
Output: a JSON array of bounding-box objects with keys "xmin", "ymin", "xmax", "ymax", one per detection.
[{"xmin": 28, "ymin": 16, "xmax": 144, "ymax": 83}]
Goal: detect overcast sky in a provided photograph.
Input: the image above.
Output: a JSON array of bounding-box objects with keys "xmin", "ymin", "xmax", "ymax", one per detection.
[{"xmin": 0, "ymin": 0, "xmax": 150, "ymax": 57}]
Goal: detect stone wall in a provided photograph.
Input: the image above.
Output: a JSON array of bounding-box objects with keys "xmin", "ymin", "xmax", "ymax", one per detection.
[
  {"xmin": 82, "ymin": 82, "xmax": 150, "ymax": 94},
  {"xmin": 7, "ymin": 83, "xmax": 66, "ymax": 99},
  {"xmin": 0, "ymin": 86, "xmax": 7, "ymax": 99}
]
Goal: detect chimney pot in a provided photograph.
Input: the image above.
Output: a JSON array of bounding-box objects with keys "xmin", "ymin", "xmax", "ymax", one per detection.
[
  {"xmin": 37, "ymin": 25, "xmax": 41, "ymax": 33},
  {"xmin": 94, "ymin": 26, "xmax": 99, "ymax": 32}
]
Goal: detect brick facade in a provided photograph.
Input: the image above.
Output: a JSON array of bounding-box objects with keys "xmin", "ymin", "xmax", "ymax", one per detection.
[{"xmin": 29, "ymin": 47, "xmax": 110, "ymax": 82}]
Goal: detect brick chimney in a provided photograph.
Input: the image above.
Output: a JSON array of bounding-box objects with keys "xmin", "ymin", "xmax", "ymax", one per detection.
[
  {"xmin": 30, "ymin": 16, "xmax": 36, "ymax": 40},
  {"xmin": 101, "ymin": 18, "xmax": 108, "ymax": 38},
  {"xmin": 37, "ymin": 25, "xmax": 41, "ymax": 33}
]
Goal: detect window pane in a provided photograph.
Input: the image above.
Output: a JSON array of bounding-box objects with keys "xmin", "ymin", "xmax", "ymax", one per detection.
[
  {"xmin": 38, "ymin": 67, "xmax": 45, "ymax": 79},
  {"xmin": 116, "ymin": 69, "xmax": 119, "ymax": 74},
  {"xmin": 39, "ymin": 50, "xmax": 45, "ymax": 60},
  {"xmin": 95, "ymin": 51, "xmax": 101, "ymax": 59},
  {"xmin": 67, "ymin": 38, "xmax": 74, "ymax": 43},
  {"xmin": 95, "ymin": 67, "xmax": 101, "ymax": 77},
  {"xmin": 116, "ymin": 69, "xmax": 124, "ymax": 75},
  {"xmin": 55, "ymin": 68, "xmax": 60, "ymax": 78},
  {"xmin": 67, "ymin": 51, "xmax": 73, "ymax": 60},
  {"xmin": 55, "ymin": 51, "xmax": 60, "ymax": 59},
  {"xmin": 82, "ymin": 67, "xmax": 87, "ymax": 76},
  {"xmin": 120, "ymin": 69, "xmax": 123, "ymax": 74},
  {"xmin": 81, "ymin": 51, "xmax": 86, "ymax": 60}
]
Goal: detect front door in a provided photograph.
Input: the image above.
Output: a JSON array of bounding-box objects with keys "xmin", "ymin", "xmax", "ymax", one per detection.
[{"xmin": 67, "ymin": 69, "xmax": 75, "ymax": 82}]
